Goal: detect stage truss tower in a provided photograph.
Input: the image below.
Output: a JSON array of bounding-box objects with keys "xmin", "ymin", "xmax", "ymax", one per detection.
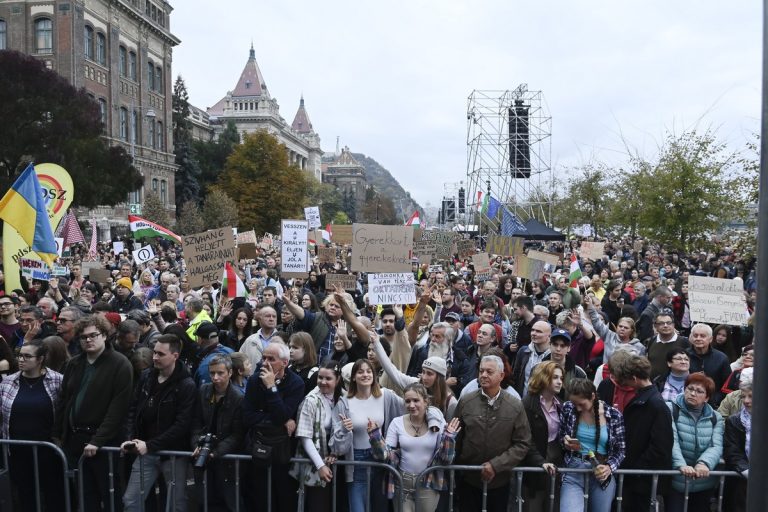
[{"xmin": 465, "ymin": 86, "xmax": 552, "ymax": 230}]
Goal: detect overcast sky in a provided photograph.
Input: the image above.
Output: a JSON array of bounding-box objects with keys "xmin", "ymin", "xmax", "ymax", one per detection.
[{"xmin": 171, "ymin": 1, "xmax": 761, "ymax": 210}]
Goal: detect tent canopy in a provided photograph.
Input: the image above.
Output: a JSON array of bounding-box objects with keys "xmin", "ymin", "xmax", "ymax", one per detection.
[{"xmin": 523, "ymin": 219, "xmax": 566, "ymax": 241}]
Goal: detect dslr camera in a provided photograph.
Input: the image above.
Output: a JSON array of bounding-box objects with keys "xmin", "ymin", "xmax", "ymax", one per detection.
[{"xmin": 193, "ymin": 433, "xmax": 216, "ymax": 469}]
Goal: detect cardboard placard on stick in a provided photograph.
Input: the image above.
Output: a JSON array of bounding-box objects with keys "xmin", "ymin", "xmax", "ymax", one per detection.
[
  {"xmin": 237, "ymin": 230, "xmax": 257, "ymax": 245},
  {"xmin": 318, "ymin": 247, "xmax": 336, "ymax": 265},
  {"xmin": 331, "ymin": 225, "xmax": 353, "ymax": 245},
  {"xmin": 420, "ymin": 230, "xmax": 457, "ymax": 260},
  {"xmin": 472, "ymin": 254, "xmax": 492, "ymax": 280},
  {"xmin": 80, "ymin": 261, "xmax": 103, "ymax": 277},
  {"xmin": 688, "ymin": 276, "xmax": 749, "ymax": 326},
  {"xmin": 487, "ymin": 235, "xmax": 525, "ymax": 257},
  {"xmin": 579, "ymin": 241, "xmax": 605, "ymax": 261},
  {"xmin": 457, "ymin": 239, "xmax": 476, "ymax": 259},
  {"xmin": 182, "ymin": 227, "xmax": 237, "ymax": 288},
  {"xmin": 512, "ymin": 255, "xmax": 547, "ymax": 281},
  {"xmin": 89, "ymin": 268, "xmax": 112, "ymax": 285},
  {"xmin": 325, "ymin": 273, "xmax": 357, "ymax": 291},
  {"xmin": 281, "ymin": 220, "xmax": 310, "ymax": 278},
  {"xmin": 351, "ymin": 224, "xmax": 413, "ymax": 272},
  {"xmin": 526, "ymin": 250, "xmax": 560, "ymax": 266},
  {"xmin": 367, "ymin": 273, "xmax": 417, "ymax": 305},
  {"xmin": 237, "ymin": 243, "xmax": 258, "ymax": 260}
]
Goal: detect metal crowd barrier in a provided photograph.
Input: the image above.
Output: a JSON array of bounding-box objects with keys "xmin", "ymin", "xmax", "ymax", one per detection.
[{"xmin": 0, "ymin": 439, "xmax": 747, "ymax": 512}]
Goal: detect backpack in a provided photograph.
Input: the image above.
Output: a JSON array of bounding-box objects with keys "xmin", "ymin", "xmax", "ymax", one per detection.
[{"xmin": 671, "ymin": 401, "xmax": 717, "ymax": 428}]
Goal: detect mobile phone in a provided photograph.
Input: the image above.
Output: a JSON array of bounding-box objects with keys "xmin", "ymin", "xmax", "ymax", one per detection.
[{"xmin": 123, "ymin": 442, "xmax": 136, "ymax": 452}]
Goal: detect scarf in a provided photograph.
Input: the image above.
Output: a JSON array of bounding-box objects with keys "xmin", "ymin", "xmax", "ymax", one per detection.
[
  {"xmin": 740, "ymin": 406, "xmax": 751, "ymax": 460},
  {"xmin": 610, "ymin": 377, "xmax": 637, "ymax": 413}
]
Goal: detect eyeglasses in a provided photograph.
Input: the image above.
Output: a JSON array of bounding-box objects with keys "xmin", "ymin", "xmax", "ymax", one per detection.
[
  {"xmin": 0, "ymin": 303, "xmax": 13, "ymax": 308},
  {"xmin": 56, "ymin": 318, "xmax": 73, "ymax": 324},
  {"xmin": 671, "ymin": 356, "xmax": 689, "ymax": 362},
  {"xmin": 685, "ymin": 387, "xmax": 706, "ymax": 395},
  {"xmin": 17, "ymin": 353, "xmax": 38, "ymax": 361},
  {"xmin": 80, "ymin": 332, "xmax": 103, "ymax": 341}
]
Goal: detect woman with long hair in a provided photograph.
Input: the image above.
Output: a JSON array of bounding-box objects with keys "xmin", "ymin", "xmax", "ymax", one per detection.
[
  {"xmin": 522, "ymin": 361, "xmax": 563, "ymax": 511},
  {"xmin": 723, "ymin": 378, "xmax": 752, "ymax": 512},
  {"xmin": 559, "ymin": 378, "xmax": 625, "ymax": 512},
  {"xmin": 0, "ymin": 339, "xmax": 65, "ymax": 510},
  {"xmin": 712, "ymin": 324, "xmax": 739, "ymax": 363},
  {"xmin": 222, "ymin": 307, "xmax": 253, "ymax": 351},
  {"xmin": 291, "ymin": 361, "xmax": 344, "ymax": 512},
  {"xmin": 289, "ymin": 332, "xmax": 319, "ymax": 395},
  {"xmin": 369, "ymin": 383, "xmax": 460, "ymax": 512},
  {"xmin": 41, "ymin": 335, "xmax": 71, "ymax": 374},
  {"xmin": 301, "ymin": 291, "xmax": 321, "ymax": 312}
]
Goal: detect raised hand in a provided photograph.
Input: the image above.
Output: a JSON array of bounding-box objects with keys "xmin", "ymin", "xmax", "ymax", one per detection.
[
  {"xmin": 367, "ymin": 417, "xmax": 379, "ymax": 433},
  {"xmin": 340, "ymin": 414, "xmax": 353, "ymax": 432},
  {"xmin": 445, "ymin": 418, "xmax": 461, "ymax": 435}
]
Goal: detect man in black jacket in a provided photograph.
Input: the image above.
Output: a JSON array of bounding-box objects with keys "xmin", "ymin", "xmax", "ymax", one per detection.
[
  {"xmin": 121, "ymin": 334, "xmax": 197, "ymax": 512},
  {"xmin": 53, "ymin": 314, "xmax": 133, "ymax": 511},
  {"xmin": 615, "ymin": 354, "xmax": 673, "ymax": 512}
]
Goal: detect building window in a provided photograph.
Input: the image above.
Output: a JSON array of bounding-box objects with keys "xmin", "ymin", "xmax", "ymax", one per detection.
[
  {"xmin": 96, "ymin": 32, "xmax": 106, "ymax": 65},
  {"xmin": 84, "ymin": 25, "xmax": 93, "ymax": 59},
  {"xmin": 0, "ymin": 20, "xmax": 7, "ymax": 50},
  {"xmin": 155, "ymin": 65, "xmax": 162, "ymax": 92},
  {"xmin": 151, "ymin": 4, "xmax": 157, "ymax": 21},
  {"xmin": 156, "ymin": 121, "xmax": 163, "ymax": 150},
  {"xmin": 147, "ymin": 62, "xmax": 155, "ymax": 91},
  {"xmin": 119, "ymin": 107, "xmax": 128, "ymax": 140},
  {"xmin": 151, "ymin": 178, "xmax": 158, "ymax": 193},
  {"xmin": 129, "ymin": 51, "xmax": 137, "ymax": 80},
  {"xmin": 160, "ymin": 180, "xmax": 167, "ymax": 204},
  {"xmin": 119, "ymin": 46, "xmax": 127, "ymax": 76},
  {"xmin": 131, "ymin": 110, "xmax": 138, "ymax": 144},
  {"xmin": 148, "ymin": 119, "xmax": 155, "ymax": 148},
  {"xmin": 145, "ymin": 1, "xmax": 151, "ymax": 16},
  {"xmin": 35, "ymin": 18, "xmax": 53, "ymax": 53},
  {"xmin": 98, "ymin": 98, "xmax": 107, "ymax": 126}
]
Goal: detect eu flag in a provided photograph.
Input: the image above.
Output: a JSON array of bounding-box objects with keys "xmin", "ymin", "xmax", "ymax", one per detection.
[
  {"xmin": 501, "ymin": 207, "xmax": 529, "ymax": 237},
  {"xmin": 0, "ymin": 163, "xmax": 58, "ymax": 267}
]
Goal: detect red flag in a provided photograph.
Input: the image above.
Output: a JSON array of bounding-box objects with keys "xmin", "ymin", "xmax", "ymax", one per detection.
[{"xmin": 60, "ymin": 212, "xmax": 85, "ymax": 248}]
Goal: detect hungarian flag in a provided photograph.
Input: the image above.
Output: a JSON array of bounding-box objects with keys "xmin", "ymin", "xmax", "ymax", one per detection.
[
  {"xmin": 405, "ymin": 211, "xmax": 421, "ymax": 226},
  {"xmin": 569, "ymin": 253, "xmax": 582, "ymax": 288},
  {"xmin": 128, "ymin": 215, "xmax": 181, "ymax": 244},
  {"xmin": 322, "ymin": 223, "xmax": 332, "ymax": 244},
  {"xmin": 221, "ymin": 262, "xmax": 246, "ymax": 299}
]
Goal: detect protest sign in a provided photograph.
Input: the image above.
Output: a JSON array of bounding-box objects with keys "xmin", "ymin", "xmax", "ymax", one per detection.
[
  {"xmin": 132, "ymin": 245, "xmax": 155, "ymax": 265},
  {"xmin": 412, "ymin": 238, "xmax": 436, "ymax": 264},
  {"xmin": 20, "ymin": 258, "xmax": 50, "ymax": 281},
  {"xmin": 512, "ymin": 255, "xmax": 547, "ymax": 281},
  {"xmin": 351, "ymin": 224, "xmax": 413, "ymax": 272},
  {"xmin": 281, "ymin": 220, "xmax": 310, "ymax": 278},
  {"xmin": 688, "ymin": 276, "xmax": 749, "ymax": 326},
  {"xmin": 331, "ymin": 225, "xmax": 353, "ymax": 244},
  {"xmin": 52, "ymin": 265, "xmax": 69, "ymax": 277},
  {"xmin": 526, "ymin": 250, "xmax": 560, "ymax": 266},
  {"xmin": 487, "ymin": 235, "xmax": 524, "ymax": 257},
  {"xmin": 113, "ymin": 241, "xmax": 125, "ymax": 255},
  {"xmin": 54, "ymin": 238, "xmax": 64, "ymax": 257},
  {"xmin": 80, "ymin": 261, "xmax": 102, "ymax": 277},
  {"xmin": 237, "ymin": 230, "xmax": 258, "ymax": 245},
  {"xmin": 367, "ymin": 273, "xmax": 417, "ymax": 305},
  {"xmin": 457, "ymin": 239, "xmax": 476, "ymax": 259},
  {"xmin": 428, "ymin": 264, "xmax": 443, "ymax": 274},
  {"xmin": 579, "ymin": 241, "xmax": 605, "ymax": 261},
  {"xmin": 304, "ymin": 207, "xmax": 321, "ymax": 229},
  {"xmin": 182, "ymin": 227, "xmax": 237, "ymax": 288},
  {"xmin": 237, "ymin": 243, "xmax": 258, "ymax": 260},
  {"xmin": 420, "ymin": 230, "xmax": 457, "ymax": 260},
  {"xmin": 259, "ymin": 235, "xmax": 273, "ymax": 250},
  {"xmin": 325, "ymin": 273, "xmax": 357, "ymax": 291},
  {"xmin": 318, "ymin": 247, "xmax": 336, "ymax": 265},
  {"xmin": 472, "ymin": 253, "xmax": 492, "ymax": 280},
  {"xmin": 89, "ymin": 268, "xmax": 112, "ymax": 285}
]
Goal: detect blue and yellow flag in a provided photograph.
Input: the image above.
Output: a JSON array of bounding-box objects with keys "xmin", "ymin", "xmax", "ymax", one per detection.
[{"xmin": 0, "ymin": 163, "xmax": 58, "ymax": 267}]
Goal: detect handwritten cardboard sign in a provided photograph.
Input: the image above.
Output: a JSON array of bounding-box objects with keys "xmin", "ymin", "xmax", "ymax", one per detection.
[
  {"xmin": 325, "ymin": 273, "xmax": 357, "ymax": 291},
  {"xmin": 688, "ymin": 276, "xmax": 749, "ymax": 326},
  {"xmin": 182, "ymin": 227, "xmax": 237, "ymax": 288},
  {"xmin": 237, "ymin": 230, "xmax": 258, "ymax": 245},
  {"xmin": 80, "ymin": 261, "xmax": 103, "ymax": 277},
  {"xmin": 237, "ymin": 243, "xmax": 258, "ymax": 260},
  {"xmin": 331, "ymin": 225, "xmax": 353, "ymax": 245},
  {"xmin": 281, "ymin": 220, "xmax": 310, "ymax": 278},
  {"xmin": 512, "ymin": 255, "xmax": 547, "ymax": 281},
  {"xmin": 351, "ymin": 224, "xmax": 413, "ymax": 272},
  {"xmin": 420, "ymin": 230, "xmax": 457, "ymax": 260},
  {"xmin": 20, "ymin": 258, "xmax": 50, "ymax": 281},
  {"xmin": 580, "ymin": 241, "xmax": 605, "ymax": 261},
  {"xmin": 318, "ymin": 247, "xmax": 336, "ymax": 265},
  {"xmin": 457, "ymin": 239, "xmax": 476, "ymax": 259},
  {"xmin": 89, "ymin": 268, "xmax": 112, "ymax": 285},
  {"xmin": 526, "ymin": 250, "xmax": 560, "ymax": 266},
  {"xmin": 487, "ymin": 235, "xmax": 524, "ymax": 257},
  {"xmin": 428, "ymin": 265, "xmax": 444, "ymax": 274},
  {"xmin": 367, "ymin": 273, "xmax": 417, "ymax": 305},
  {"xmin": 472, "ymin": 253, "xmax": 492, "ymax": 280}
]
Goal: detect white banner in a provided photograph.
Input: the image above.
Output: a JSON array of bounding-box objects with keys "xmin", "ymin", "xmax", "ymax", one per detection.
[
  {"xmin": 304, "ymin": 206, "xmax": 321, "ymax": 229},
  {"xmin": 113, "ymin": 241, "xmax": 125, "ymax": 255},
  {"xmin": 367, "ymin": 273, "xmax": 417, "ymax": 305},
  {"xmin": 281, "ymin": 220, "xmax": 310, "ymax": 276},
  {"xmin": 688, "ymin": 276, "xmax": 749, "ymax": 326},
  {"xmin": 132, "ymin": 245, "xmax": 156, "ymax": 264}
]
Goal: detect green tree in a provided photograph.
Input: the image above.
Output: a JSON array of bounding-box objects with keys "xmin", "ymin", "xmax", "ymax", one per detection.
[
  {"xmin": 172, "ymin": 76, "xmax": 201, "ymax": 209},
  {"xmin": 560, "ymin": 163, "xmax": 613, "ymax": 237},
  {"xmin": 141, "ymin": 191, "xmax": 172, "ymax": 227},
  {"xmin": 217, "ymin": 131, "xmax": 308, "ymax": 233},
  {"xmin": 360, "ymin": 190, "xmax": 398, "ymax": 224},
  {"xmin": 0, "ymin": 51, "xmax": 141, "ymax": 206},
  {"xmin": 634, "ymin": 130, "xmax": 745, "ymax": 250},
  {"xmin": 201, "ymin": 186, "xmax": 239, "ymax": 230},
  {"xmin": 194, "ymin": 120, "xmax": 240, "ymax": 190},
  {"xmin": 332, "ymin": 211, "xmax": 351, "ymax": 224},
  {"xmin": 176, "ymin": 200, "xmax": 203, "ymax": 235},
  {"xmin": 305, "ymin": 180, "xmax": 344, "ymax": 225}
]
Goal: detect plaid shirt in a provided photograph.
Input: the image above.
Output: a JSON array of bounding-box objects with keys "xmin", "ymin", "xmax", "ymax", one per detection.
[
  {"xmin": 0, "ymin": 370, "xmax": 63, "ymax": 439},
  {"xmin": 558, "ymin": 400, "xmax": 626, "ymax": 473}
]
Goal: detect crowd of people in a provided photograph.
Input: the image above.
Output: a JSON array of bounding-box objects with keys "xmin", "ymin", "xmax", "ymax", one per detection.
[{"xmin": 0, "ymin": 235, "xmax": 757, "ymax": 512}]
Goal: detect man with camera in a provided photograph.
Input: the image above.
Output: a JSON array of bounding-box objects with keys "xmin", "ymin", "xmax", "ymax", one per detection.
[
  {"xmin": 190, "ymin": 354, "xmax": 245, "ymax": 511},
  {"xmin": 121, "ymin": 334, "xmax": 196, "ymax": 511}
]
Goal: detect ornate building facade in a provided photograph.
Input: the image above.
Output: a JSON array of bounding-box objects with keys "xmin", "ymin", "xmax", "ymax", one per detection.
[
  {"xmin": 0, "ymin": 0, "xmax": 179, "ymax": 237},
  {"xmin": 206, "ymin": 45, "xmax": 323, "ymax": 181},
  {"xmin": 322, "ymin": 147, "xmax": 367, "ymax": 218}
]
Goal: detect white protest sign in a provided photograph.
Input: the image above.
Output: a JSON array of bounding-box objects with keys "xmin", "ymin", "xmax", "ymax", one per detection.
[
  {"xmin": 579, "ymin": 241, "xmax": 605, "ymax": 261},
  {"xmin": 688, "ymin": 276, "xmax": 749, "ymax": 326},
  {"xmin": 113, "ymin": 241, "xmax": 125, "ymax": 255},
  {"xmin": 132, "ymin": 245, "xmax": 156, "ymax": 265},
  {"xmin": 52, "ymin": 265, "xmax": 70, "ymax": 276},
  {"xmin": 55, "ymin": 237, "xmax": 64, "ymax": 257},
  {"xmin": 304, "ymin": 206, "xmax": 321, "ymax": 229},
  {"xmin": 367, "ymin": 273, "xmax": 417, "ymax": 305},
  {"xmin": 281, "ymin": 220, "xmax": 310, "ymax": 277},
  {"xmin": 20, "ymin": 258, "xmax": 51, "ymax": 280}
]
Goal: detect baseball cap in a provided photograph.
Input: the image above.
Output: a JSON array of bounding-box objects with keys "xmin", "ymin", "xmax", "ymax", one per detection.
[
  {"xmin": 445, "ymin": 312, "xmax": 461, "ymax": 322},
  {"xmin": 550, "ymin": 328, "xmax": 572, "ymax": 344},
  {"xmin": 196, "ymin": 322, "xmax": 219, "ymax": 340},
  {"xmin": 422, "ymin": 357, "xmax": 448, "ymax": 377}
]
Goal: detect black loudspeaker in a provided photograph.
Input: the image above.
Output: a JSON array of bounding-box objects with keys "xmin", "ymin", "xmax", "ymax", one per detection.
[
  {"xmin": 442, "ymin": 199, "xmax": 456, "ymax": 223},
  {"xmin": 509, "ymin": 100, "xmax": 531, "ymax": 178},
  {"xmin": 458, "ymin": 187, "xmax": 465, "ymax": 214}
]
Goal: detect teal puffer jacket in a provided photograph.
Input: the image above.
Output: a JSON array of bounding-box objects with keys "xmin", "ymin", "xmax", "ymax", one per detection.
[{"xmin": 668, "ymin": 394, "xmax": 724, "ymax": 493}]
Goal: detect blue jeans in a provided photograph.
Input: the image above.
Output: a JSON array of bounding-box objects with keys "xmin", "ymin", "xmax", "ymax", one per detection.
[
  {"xmin": 349, "ymin": 448, "xmax": 385, "ymax": 512},
  {"xmin": 123, "ymin": 453, "xmax": 188, "ymax": 512},
  {"xmin": 560, "ymin": 458, "xmax": 616, "ymax": 512}
]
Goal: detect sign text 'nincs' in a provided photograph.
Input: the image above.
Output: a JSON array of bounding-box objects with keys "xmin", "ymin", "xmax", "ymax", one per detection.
[
  {"xmin": 182, "ymin": 227, "xmax": 236, "ymax": 288},
  {"xmin": 367, "ymin": 273, "xmax": 417, "ymax": 305}
]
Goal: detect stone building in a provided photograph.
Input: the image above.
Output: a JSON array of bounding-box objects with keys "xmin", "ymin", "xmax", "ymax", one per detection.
[
  {"xmin": 206, "ymin": 45, "xmax": 323, "ymax": 181},
  {"xmin": 322, "ymin": 147, "xmax": 367, "ymax": 218},
  {"xmin": 0, "ymin": 0, "xmax": 179, "ymax": 237}
]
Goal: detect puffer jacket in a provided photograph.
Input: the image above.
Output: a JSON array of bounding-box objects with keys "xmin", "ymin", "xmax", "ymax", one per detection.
[{"xmin": 667, "ymin": 394, "xmax": 724, "ymax": 493}]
